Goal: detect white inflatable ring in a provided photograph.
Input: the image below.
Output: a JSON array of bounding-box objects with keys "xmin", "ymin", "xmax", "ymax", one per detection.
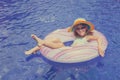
[{"xmin": 40, "ymin": 28, "xmax": 108, "ymax": 63}]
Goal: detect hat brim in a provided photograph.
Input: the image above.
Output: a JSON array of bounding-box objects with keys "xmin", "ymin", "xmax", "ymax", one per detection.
[{"xmin": 70, "ymin": 21, "xmax": 94, "ymax": 32}]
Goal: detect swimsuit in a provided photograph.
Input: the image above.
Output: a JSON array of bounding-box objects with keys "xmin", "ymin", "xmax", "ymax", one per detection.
[
  {"xmin": 63, "ymin": 37, "xmax": 87, "ymax": 46},
  {"xmin": 71, "ymin": 37, "xmax": 88, "ymax": 46}
]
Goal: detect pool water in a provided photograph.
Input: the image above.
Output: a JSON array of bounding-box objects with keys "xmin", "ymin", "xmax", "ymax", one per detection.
[{"xmin": 0, "ymin": 0, "xmax": 120, "ymax": 80}]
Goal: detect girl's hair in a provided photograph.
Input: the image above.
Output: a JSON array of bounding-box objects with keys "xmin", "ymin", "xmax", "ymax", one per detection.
[{"xmin": 73, "ymin": 23, "xmax": 93, "ymax": 37}]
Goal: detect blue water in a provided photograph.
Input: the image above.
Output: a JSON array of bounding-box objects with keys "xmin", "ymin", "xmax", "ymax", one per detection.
[{"xmin": 0, "ymin": 0, "xmax": 120, "ymax": 80}]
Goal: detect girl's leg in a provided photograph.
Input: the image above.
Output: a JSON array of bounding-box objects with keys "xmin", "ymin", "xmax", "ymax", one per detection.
[
  {"xmin": 42, "ymin": 40, "xmax": 65, "ymax": 49},
  {"xmin": 31, "ymin": 34, "xmax": 65, "ymax": 49},
  {"xmin": 31, "ymin": 34, "xmax": 62, "ymax": 43},
  {"xmin": 25, "ymin": 46, "xmax": 40, "ymax": 55}
]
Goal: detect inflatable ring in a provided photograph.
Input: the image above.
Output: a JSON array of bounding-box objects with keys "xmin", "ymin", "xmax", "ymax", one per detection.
[{"xmin": 40, "ymin": 28, "xmax": 108, "ymax": 63}]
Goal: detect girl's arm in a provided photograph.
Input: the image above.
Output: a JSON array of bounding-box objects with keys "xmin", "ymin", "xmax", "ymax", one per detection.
[{"xmin": 86, "ymin": 35, "xmax": 105, "ymax": 57}]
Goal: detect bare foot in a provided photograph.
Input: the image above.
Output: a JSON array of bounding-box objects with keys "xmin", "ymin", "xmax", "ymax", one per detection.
[
  {"xmin": 31, "ymin": 34, "xmax": 44, "ymax": 44},
  {"xmin": 31, "ymin": 34, "xmax": 37, "ymax": 39},
  {"xmin": 25, "ymin": 50, "xmax": 36, "ymax": 55}
]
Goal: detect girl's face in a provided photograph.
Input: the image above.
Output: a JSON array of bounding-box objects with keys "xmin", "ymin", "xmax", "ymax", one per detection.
[{"xmin": 75, "ymin": 25, "xmax": 87, "ymax": 37}]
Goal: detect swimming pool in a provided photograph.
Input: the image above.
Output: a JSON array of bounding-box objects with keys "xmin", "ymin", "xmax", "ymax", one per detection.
[{"xmin": 0, "ymin": 0, "xmax": 120, "ymax": 80}]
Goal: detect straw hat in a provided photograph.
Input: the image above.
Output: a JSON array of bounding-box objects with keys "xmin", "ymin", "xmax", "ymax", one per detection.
[{"xmin": 68, "ymin": 18, "xmax": 94, "ymax": 32}]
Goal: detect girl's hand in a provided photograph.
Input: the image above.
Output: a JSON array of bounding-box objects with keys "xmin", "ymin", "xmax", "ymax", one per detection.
[{"xmin": 98, "ymin": 47, "xmax": 105, "ymax": 57}]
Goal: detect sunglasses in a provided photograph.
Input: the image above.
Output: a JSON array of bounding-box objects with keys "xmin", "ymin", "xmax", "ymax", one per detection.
[{"xmin": 74, "ymin": 26, "xmax": 86, "ymax": 30}]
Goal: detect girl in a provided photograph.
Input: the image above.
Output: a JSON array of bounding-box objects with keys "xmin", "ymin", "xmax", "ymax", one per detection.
[{"xmin": 25, "ymin": 18, "xmax": 104, "ymax": 57}]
